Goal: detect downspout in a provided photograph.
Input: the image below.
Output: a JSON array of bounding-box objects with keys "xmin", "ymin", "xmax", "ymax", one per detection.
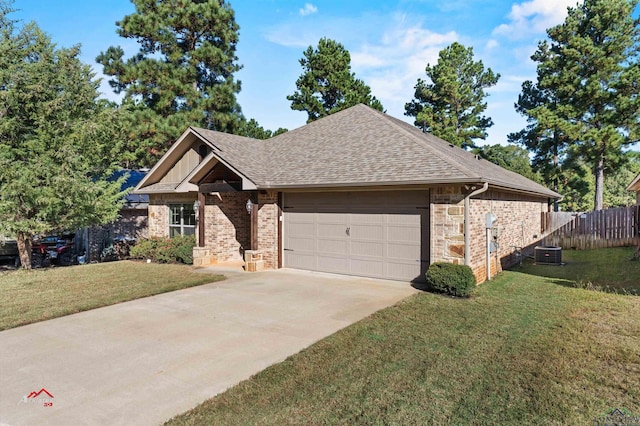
[{"xmin": 464, "ymin": 182, "xmax": 489, "ymax": 266}]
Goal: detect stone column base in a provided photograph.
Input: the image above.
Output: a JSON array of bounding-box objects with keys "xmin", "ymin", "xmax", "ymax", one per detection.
[
  {"xmin": 244, "ymin": 250, "xmax": 264, "ymax": 272},
  {"xmin": 193, "ymin": 247, "xmax": 217, "ymax": 267}
]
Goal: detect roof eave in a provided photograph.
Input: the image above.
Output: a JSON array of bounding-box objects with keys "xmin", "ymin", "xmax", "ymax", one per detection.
[
  {"xmin": 627, "ymin": 173, "xmax": 640, "ymax": 191},
  {"xmin": 259, "ymin": 178, "xmax": 560, "ymax": 199}
]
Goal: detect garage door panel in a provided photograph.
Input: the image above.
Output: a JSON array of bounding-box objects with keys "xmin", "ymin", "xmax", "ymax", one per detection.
[
  {"xmin": 350, "ymin": 224, "xmax": 384, "ymax": 240},
  {"xmin": 387, "ymin": 242, "xmax": 420, "ymax": 259},
  {"xmin": 387, "ymin": 226, "xmax": 421, "ymax": 243},
  {"xmin": 350, "ymin": 213, "xmax": 384, "ymax": 223},
  {"xmin": 350, "ymin": 240, "xmax": 385, "ymax": 257},
  {"xmin": 387, "ymin": 213, "xmax": 421, "ymax": 225},
  {"xmin": 350, "ymin": 258, "xmax": 384, "ymax": 277},
  {"xmin": 287, "ymin": 236, "xmax": 317, "ymax": 252},
  {"xmin": 284, "ymin": 191, "xmax": 429, "ymax": 281},
  {"xmin": 316, "ymin": 212, "xmax": 349, "ymax": 223},
  {"xmin": 387, "ymin": 261, "xmax": 423, "ymax": 281},
  {"xmin": 318, "ymin": 223, "xmax": 349, "ymax": 238},
  {"xmin": 317, "ymin": 255, "xmax": 349, "ymax": 273},
  {"xmin": 286, "ymin": 252, "xmax": 316, "ymax": 269},
  {"xmin": 287, "ymin": 221, "xmax": 316, "ymax": 237},
  {"xmin": 317, "ymin": 238, "xmax": 348, "ymax": 255}
]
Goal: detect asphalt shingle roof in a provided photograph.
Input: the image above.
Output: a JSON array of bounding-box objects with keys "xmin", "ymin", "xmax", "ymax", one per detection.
[{"xmin": 189, "ymin": 104, "xmax": 559, "ymax": 198}]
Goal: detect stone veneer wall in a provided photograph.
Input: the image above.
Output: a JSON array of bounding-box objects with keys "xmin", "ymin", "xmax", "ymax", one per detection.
[
  {"xmin": 258, "ymin": 191, "xmax": 280, "ymax": 269},
  {"xmin": 429, "ymin": 186, "xmax": 549, "ymax": 284},
  {"xmin": 430, "ymin": 186, "xmax": 466, "ymax": 266}
]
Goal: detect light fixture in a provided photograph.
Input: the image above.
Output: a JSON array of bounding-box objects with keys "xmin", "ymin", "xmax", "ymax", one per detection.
[
  {"xmin": 246, "ymin": 198, "xmax": 253, "ymax": 214},
  {"xmin": 193, "ymin": 199, "xmax": 201, "ymax": 211}
]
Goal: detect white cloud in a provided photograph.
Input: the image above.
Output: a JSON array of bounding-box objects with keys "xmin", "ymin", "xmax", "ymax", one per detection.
[
  {"xmin": 485, "ymin": 39, "xmax": 499, "ymax": 50},
  {"xmin": 493, "ymin": 0, "xmax": 582, "ymax": 39},
  {"xmin": 349, "ymin": 16, "xmax": 458, "ymax": 119},
  {"xmin": 299, "ymin": 3, "xmax": 318, "ymax": 16}
]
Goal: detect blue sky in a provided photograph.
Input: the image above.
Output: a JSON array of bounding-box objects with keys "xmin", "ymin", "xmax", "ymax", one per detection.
[{"xmin": 13, "ymin": 0, "xmax": 582, "ymax": 145}]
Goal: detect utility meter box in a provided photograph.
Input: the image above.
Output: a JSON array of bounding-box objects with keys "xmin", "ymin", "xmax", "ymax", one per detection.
[{"xmin": 485, "ymin": 212, "xmax": 497, "ymax": 229}]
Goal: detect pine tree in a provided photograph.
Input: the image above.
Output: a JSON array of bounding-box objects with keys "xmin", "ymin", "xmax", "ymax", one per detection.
[
  {"xmin": 97, "ymin": 0, "xmax": 242, "ymax": 167},
  {"xmin": 474, "ymin": 144, "xmax": 541, "ymax": 183},
  {"xmin": 288, "ymin": 38, "xmax": 383, "ymax": 122},
  {"xmin": 0, "ymin": 3, "xmax": 126, "ymax": 268},
  {"xmin": 519, "ymin": 0, "xmax": 640, "ymax": 210},
  {"xmin": 509, "ymin": 76, "xmax": 569, "ymax": 210},
  {"xmin": 405, "ymin": 42, "xmax": 500, "ymax": 149}
]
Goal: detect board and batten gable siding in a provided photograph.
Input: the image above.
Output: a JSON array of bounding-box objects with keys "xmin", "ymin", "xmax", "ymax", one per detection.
[{"xmin": 159, "ymin": 142, "xmax": 202, "ymax": 184}]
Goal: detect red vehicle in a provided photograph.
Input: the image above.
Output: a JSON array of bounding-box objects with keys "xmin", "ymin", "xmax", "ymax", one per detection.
[
  {"xmin": 30, "ymin": 241, "xmax": 51, "ymax": 268},
  {"xmin": 33, "ymin": 233, "xmax": 75, "ymax": 266}
]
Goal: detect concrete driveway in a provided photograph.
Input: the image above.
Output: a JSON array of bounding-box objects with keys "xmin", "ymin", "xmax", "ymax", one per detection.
[{"xmin": 0, "ymin": 268, "xmax": 416, "ymax": 426}]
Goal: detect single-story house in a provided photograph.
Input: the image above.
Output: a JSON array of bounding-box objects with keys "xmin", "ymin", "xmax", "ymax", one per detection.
[
  {"xmin": 628, "ymin": 173, "xmax": 640, "ymax": 205},
  {"xmin": 134, "ymin": 104, "xmax": 560, "ymax": 283}
]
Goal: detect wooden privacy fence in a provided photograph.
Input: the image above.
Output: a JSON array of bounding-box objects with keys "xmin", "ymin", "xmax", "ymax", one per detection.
[{"xmin": 542, "ymin": 205, "xmax": 640, "ymax": 250}]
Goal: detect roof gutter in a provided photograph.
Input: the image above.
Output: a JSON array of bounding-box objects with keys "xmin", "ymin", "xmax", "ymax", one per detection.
[{"xmin": 464, "ymin": 182, "xmax": 489, "ymax": 266}]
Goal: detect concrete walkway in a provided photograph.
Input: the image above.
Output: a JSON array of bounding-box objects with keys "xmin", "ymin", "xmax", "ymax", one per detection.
[{"xmin": 0, "ymin": 268, "xmax": 417, "ymax": 426}]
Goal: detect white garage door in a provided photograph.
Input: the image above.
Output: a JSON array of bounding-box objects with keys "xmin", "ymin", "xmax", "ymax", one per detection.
[{"xmin": 283, "ymin": 191, "xmax": 429, "ymax": 281}]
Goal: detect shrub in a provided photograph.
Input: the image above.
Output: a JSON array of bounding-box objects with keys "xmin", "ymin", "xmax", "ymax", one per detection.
[
  {"xmin": 425, "ymin": 262, "xmax": 476, "ymax": 297},
  {"xmin": 129, "ymin": 235, "xmax": 195, "ymax": 264}
]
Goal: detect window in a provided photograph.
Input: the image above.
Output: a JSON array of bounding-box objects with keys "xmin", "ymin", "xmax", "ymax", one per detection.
[{"xmin": 169, "ymin": 204, "xmax": 196, "ymax": 237}]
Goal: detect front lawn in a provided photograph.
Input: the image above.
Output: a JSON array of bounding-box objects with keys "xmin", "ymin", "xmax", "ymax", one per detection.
[
  {"xmin": 166, "ymin": 249, "xmax": 640, "ymax": 425},
  {"xmin": 0, "ymin": 261, "xmax": 224, "ymax": 330}
]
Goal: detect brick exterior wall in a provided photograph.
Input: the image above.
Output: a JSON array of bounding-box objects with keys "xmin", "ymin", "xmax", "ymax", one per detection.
[
  {"xmin": 148, "ymin": 192, "xmax": 280, "ymax": 269},
  {"xmin": 258, "ymin": 191, "xmax": 280, "ymax": 269},
  {"xmin": 202, "ymin": 192, "xmax": 250, "ymax": 263},
  {"xmin": 146, "ymin": 186, "xmax": 549, "ymax": 280},
  {"xmin": 85, "ymin": 209, "xmax": 148, "ymax": 262},
  {"xmin": 148, "ymin": 193, "xmax": 196, "ymax": 238},
  {"xmin": 429, "ymin": 186, "xmax": 549, "ymax": 284},
  {"xmin": 469, "ymin": 191, "xmax": 548, "ymax": 282}
]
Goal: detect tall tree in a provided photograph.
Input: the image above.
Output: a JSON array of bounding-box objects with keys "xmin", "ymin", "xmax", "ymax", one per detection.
[
  {"xmin": 405, "ymin": 42, "xmax": 500, "ymax": 149},
  {"xmin": 288, "ymin": 37, "xmax": 384, "ymax": 122},
  {"xmin": 0, "ymin": 4, "xmax": 126, "ymax": 268},
  {"xmin": 474, "ymin": 144, "xmax": 541, "ymax": 183},
  {"xmin": 521, "ymin": 0, "xmax": 640, "ymax": 210},
  {"xmin": 604, "ymin": 151, "xmax": 640, "ymax": 207},
  {"xmin": 509, "ymin": 78, "xmax": 569, "ymax": 210},
  {"xmin": 235, "ymin": 117, "xmax": 287, "ymax": 140},
  {"xmin": 97, "ymin": 0, "xmax": 242, "ymax": 167}
]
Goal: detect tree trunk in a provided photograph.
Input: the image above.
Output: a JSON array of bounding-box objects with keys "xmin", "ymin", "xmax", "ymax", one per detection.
[
  {"xmin": 16, "ymin": 231, "xmax": 32, "ymax": 269},
  {"xmin": 594, "ymin": 153, "xmax": 605, "ymax": 211}
]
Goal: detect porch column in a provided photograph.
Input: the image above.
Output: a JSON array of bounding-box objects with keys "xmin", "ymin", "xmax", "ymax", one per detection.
[
  {"xmin": 249, "ymin": 192, "xmax": 258, "ymax": 250},
  {"xmin": 197, "ymin": 191, "xmax": 205, "ymax": 247}
]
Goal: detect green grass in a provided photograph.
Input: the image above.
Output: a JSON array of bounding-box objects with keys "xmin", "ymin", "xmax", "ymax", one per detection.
[
  {"xmin": 166, "ymin": 249, "xmax": 640, "ymax": 425},
  {"xmin": 0, "ymin": 260, "xmax": 224, "ymax": 330},
  {"xmin": 514, "ymin": 246, "xmax": 640, "ymax": 295}
]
